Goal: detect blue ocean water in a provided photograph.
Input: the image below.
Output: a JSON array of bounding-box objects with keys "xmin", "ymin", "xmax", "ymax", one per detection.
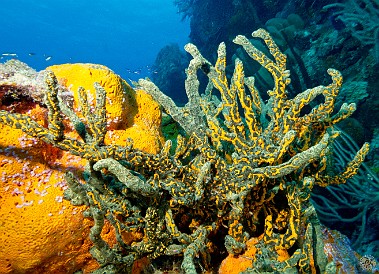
[{"xmin": 0, "ymin": 0, "xmax": 189, "ymax": 80}]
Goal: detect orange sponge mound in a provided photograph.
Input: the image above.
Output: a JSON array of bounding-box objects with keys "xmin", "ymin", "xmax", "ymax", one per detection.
[
  {"xmin": 0, "ymin": 105, "xmax": 95, "ymax": 273},
  {"xmin": 219, "ymin": 235, "xmax": 290, "ymax": 274},
  {"xmin": 47, "ymin": 63, "xmax": 132, "ymax": 130},
  {"xmin": 105, "ymin": 88, "xmax": 164, "ymax": 154},
  {"xmin": 0, "ymin": 63, "xmax": 164, "ymax": 273},
  {"xmin": 47, "ymin": 63, "xmax": 164, "ymax": 154}
]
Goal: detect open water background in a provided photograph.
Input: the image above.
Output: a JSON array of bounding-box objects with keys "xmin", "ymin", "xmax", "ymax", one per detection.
[{"xmin": 0, "ymin": 0, "xmax": 190, "ymax": 80}]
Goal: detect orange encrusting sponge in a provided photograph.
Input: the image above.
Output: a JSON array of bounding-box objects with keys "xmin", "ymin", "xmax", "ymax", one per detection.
[
  {"xmin": 219, "ymin": 234, "xmax": 290, "ymax": 273},
  {"xmin": 0, "ymin": 63, "xmax": 163, "ymax": 273},
  {"xmin": 0, "ymin": 104, "xmax": 96, "ymax": 273}
]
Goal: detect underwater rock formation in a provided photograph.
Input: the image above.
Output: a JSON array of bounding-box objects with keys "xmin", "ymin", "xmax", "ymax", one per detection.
[{"xmin": 0, "ymin": 29, "xmax": 369, "ymax": 273}]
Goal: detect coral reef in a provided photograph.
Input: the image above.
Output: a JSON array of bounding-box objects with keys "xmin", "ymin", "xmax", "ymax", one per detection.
[
  {"xmin": 323, "ymin": 0, "xmax": 379, "ymax": 62},
  {"xmin": 172, "ymin": 0, "xmax": 379, "ymax": 268},
  {"xmin": 151, "ymin": 44, "xmax": 188, "ymax": 106},
  {"xmin": 0, "ymin": 29, "xmax": 369, "ymax": 273}
]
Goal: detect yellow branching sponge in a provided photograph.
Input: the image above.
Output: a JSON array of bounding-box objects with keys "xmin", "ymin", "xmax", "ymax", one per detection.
[{"xmin": 0, "ymin": 29, "xmax": 370, "ymax": 273}]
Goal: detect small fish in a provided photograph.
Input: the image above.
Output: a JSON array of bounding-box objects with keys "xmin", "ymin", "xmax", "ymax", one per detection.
[
  {"xmin": 28, "ymin": 53, "xmax": 36, "ymax": 56},
  {"xmin": 2, "ymin": 53, "xmax": 17, "ymax": 57},
  {"xmin": 45, "ymin": 56, "xmax": 52, "ymax": 61}
]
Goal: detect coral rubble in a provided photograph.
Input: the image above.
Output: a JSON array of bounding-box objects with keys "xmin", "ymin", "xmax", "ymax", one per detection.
[{"xmin": 0, "ymin": 29, "xmax": 369, "ymax": 273}]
